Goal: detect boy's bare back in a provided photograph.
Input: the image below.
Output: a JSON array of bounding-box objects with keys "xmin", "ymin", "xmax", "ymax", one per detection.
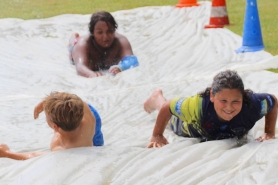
[{"xmin": 0, "ymin": 92, "xmax": 101, "ymax": 160}]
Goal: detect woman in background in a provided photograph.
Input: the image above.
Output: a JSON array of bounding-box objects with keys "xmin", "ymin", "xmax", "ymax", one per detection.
[{"xmin": 69, "ymin": 11, "xmax": 139, "ymax": 78}]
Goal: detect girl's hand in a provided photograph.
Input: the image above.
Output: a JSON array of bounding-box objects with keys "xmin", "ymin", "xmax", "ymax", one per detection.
[
  {"xmin": 147, "ymin": 135, "xmax": 169, "ymax": 148},
  {"xmin": 255, "ymin": 133, "xmax": 275, "ymax": 142}
]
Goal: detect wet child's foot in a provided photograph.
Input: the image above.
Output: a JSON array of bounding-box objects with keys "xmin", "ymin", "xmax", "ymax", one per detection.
[{"xmin": 143, "ymin": 89, "xmax": 164, "ymax": 114}]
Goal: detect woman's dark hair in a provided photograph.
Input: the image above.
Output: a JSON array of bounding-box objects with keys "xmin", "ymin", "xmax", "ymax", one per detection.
[
  {"xmin": 199, "ymin": 70, "xmax": 251, "ymax": 105},
  {"xmin": 88, "ymin": 11, "xmax": 118, "ymax": 34}
]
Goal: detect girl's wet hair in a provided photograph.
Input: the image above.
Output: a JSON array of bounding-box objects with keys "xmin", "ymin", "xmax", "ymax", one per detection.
[
  {"xmin": 199, "ymin": 70, "xmax": 251, "ymax": 105},
  {"xmin": 88, "ymin": 11, "xmax": 118, "ymax": 34}
]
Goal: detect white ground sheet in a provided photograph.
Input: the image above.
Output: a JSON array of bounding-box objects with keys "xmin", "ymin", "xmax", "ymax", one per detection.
[{"xmin": 1, "ymin": 2, "xmax": 278, "ymax": 184}]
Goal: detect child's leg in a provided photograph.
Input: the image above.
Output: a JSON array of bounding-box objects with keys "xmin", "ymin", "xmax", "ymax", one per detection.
[
  {"xmin": 144, "ymin": 89, "xmax": 167, "ymax": 114},
  {"xmin": 68, "ymin": 32, "xmax": 80, "ymax": 49},
  {"xmin": 68, "ymin": 33, "xmax": 80, "ymax": 64}
]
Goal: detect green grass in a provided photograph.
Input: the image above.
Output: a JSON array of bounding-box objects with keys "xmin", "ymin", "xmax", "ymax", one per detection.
[
  {"xmin": 0, "ymin": 0, "xmax": 177, "ymax": 19},
  {"xmin": 268, "ymin": 68, "xmax": 278, "ymax": 73},
  {"xmin": 0, "ymin": 0, "xmax": 277, "ymax": 57}
]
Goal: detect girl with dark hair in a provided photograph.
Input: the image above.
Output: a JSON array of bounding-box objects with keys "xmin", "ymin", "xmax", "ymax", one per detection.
[
  {"xmin": 68, "ymin": 11, "xmax": 139, "ymax": 78},
  {"xmin": 143, "ymin": 70, "xmax": 277, "ymax": 148}
]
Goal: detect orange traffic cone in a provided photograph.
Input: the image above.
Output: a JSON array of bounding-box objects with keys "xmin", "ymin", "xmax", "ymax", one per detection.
[
  {"xmin": 176, "ymin": 0, "xmax": 199, "ymax": 7},
  {"xmin": 205, "ymin": 0, "xmax": 230, "ymax": 28}
]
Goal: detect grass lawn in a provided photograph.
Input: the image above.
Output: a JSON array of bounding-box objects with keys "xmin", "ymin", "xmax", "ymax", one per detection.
[{"xmin": 0, "ymin": 0, "xmax": 277, "ymax": 58}]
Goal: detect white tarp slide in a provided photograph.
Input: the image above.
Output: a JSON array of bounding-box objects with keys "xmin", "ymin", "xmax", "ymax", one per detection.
[{"xmin": 0, "ymin": 2, "xmax": 278, "ymax": 184}]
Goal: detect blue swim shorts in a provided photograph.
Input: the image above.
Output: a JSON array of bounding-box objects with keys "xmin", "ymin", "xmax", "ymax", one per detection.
[
  {"xmin": 88, "ymin": 104, "xmax": 104, "ymax": 146},
  {"xmin": 170, "ymin": 116, "xmax": 190, "ymax": 137}
]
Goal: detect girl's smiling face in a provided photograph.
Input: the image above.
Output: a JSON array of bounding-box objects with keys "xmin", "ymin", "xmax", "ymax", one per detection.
[{"xmin": 210, "ymin": 88, "xmax": 243, "ymax": 121}]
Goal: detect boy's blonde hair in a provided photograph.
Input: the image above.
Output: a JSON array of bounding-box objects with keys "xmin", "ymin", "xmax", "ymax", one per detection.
[{"xmin": 44, "ymin": 92, "xmax": 84, "ymax": 131}]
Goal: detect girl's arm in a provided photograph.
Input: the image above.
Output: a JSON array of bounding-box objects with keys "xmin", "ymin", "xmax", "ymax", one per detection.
[
  {"xmin": 147, "ymin": 100, "xmax": 172, "ymax": 148},
  {"xmin": 256, "ymin": 94, "xmax": 277, "ymax": 141}
]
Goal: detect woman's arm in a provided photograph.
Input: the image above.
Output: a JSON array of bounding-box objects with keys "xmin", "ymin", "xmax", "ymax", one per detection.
[
  {"xmin": 72, "ymin": 38, "xmax": 104, "ymax": 78},
  {"xmin": 116, "ymin": 33, "xmax": 134, "ymax": 57},
  {"xmin": 110, "ymin": 33, "xmax": 139, "ymax": 75}
]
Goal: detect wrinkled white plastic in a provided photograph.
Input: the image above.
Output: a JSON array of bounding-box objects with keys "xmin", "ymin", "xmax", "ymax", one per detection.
[{"xmin": 1, "ymin": 2, "xmax": 278, "ymax": 185}]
